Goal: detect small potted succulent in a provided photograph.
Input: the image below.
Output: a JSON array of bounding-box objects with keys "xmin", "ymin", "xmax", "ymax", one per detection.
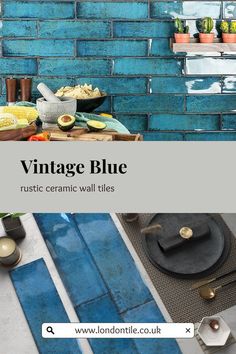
[
  {"xmin": 174, "ymin": 18, "xmax": 190, "ymax": 43},
  {"xmin": 220, "ymin": 20, "xmax": 236, "ymax": 43},
  {"xmin": 0, "ymin": 213, "xmax": 26, "ymax": 240},
  {"xmin": 199, "ymin": 17, "xmax": 215, "ymax": 43}
]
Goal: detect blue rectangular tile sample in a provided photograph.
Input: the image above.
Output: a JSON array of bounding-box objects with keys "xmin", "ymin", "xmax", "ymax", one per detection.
[
  {"xmin": 76, "ymin": 77, "xmax": 147, "ymax": 95},
  {"xmin": 149, "ymin": 114, "xmax": 220, "ymax": 131},
  {"xmin": 39, "ymin": 20, "xmax": 111, "ymax": 39},
  {"xmin": 150, "ymin": 1, "xmax": 221, "ymax": 19},
  {"xmin": 3, "ymin": 1, "xmax": 75, "ymax": 19},
  {"xmin": 32, "ymin": 78, "xmax": 76, "ymax": 95},
  {"xmin": 114, "ymin": 95, "xmax": 185, "ymax": 113},
  {"xmin": 0, "ymin": 58, "xmax": 37, "ymax": 75},
  {"xmin": 73, "ymin": 214, "xmax": 152, "ymax": 313},
  {"xmin": 34, "ymin": 213, "xmax": 107, "ymax": 307},
  {"xmin": 123, "ymin": 301, "xmax": 181, "ymax": 354},
  {"xmin": 39, "ymin": 59, "xmax": 111, "ymax": 76},
  {"xmin": 186, "ymin": 95, "xmax": 236, "ymax": 113},
  {"xmin": 114, "ymin": 58, "xmax": 183, "ymax": 75},
  {"xmin": 3, "ymin": 39, "xmax": 74, "ymax": 57},
  {"xmin": 10, "ymin": 258, "xmax": 81, "ymax": 354},
  {"xmin": 114, "ymin": 21, "xmax": 174, "ymax": 38},
  {"xmin": 151, "ymin": 77, "xmax": 221, "ymax": 94},
  {"xmin": 78, "ymin": 40, "xmax": 147, "ymax": 57},
  {"xmin": 77, "ymin": 2, "xmax": 148, "ymax": 19},
  {"xmin": 1, "ymin": 20, "xmax": 37, "ymax": 37},
  {"xmin": 76, "ymin": 294, "xmax": 138, "ymax": 354}
]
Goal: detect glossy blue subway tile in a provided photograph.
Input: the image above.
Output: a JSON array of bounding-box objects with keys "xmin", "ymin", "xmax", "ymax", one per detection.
[
  {"xmin": 78, "ymin": 40, "xmax": 147, "ymax": 57},
  {"xmin": 151, "ymin": 77, "xmax": 221, "ymax": 94},
  {"xmin": 114, "ymin": 58, "xmax": 183, "ymax": 75},
  {"xmin": 3, "ymin": 39, "xmax": 74, "ymax": 57},
  {"xmin": 34, "ymin": 213, "xmax": 107, "ymax": 306},
  {"xmin": 1, "ymin": 20, "xmax": 37, "ymax": 37},
  {"xmin": 39, "ymin": 59, "xmax": 111, "ymax": 76},
  {"xmin": 32, "ymin": 78, "xmax": 76, "ymax": 95},
  {"xmin": 39, "ymin": 20, "xmax": 111, "ymax": 39},
  {"xmin": 151, "ymin": 1, "xmax": 221, "ymax": 19},
  {"xmin": 73, "ymin": 214, "xmax": 152, "ymax": 313},
  {"xmin": 77, "ymin": 2, "xmax": 148, "ymax": 19},
  {"xmin": 149, "ymin": 114, "xmax": 220, "ymax": 131},
  {"xmin": 10, "ymin": 259, "xmax": 81, "ymax": 354},
  {"xmin": 76, "ymin": 294, "xmax": 138, "ymax": 354},
  {"xmin": 186, "ymin": 57, "xmax": 236, "ymax": 75},
  {"xmin": 3, "ymin": 1, "xmax": 75, "ymax": 19},
  {"xmin": 0, "ymin": 58, "xmax": 37, "ymax": 75},
  {"xmin": 150, "ymin": 39, "xmax": 179, "ymax": 56},
  {"xmin": 186, "ymin": 95, "xmax": 236, "ymax": 113},
  {"xmin": 116, "ymin": 114, "xmax": 148, "ymax": 131},
  {"xmin": 113, "ymin": 95, "xmax": 185, "ymax": 113},
  {"xmin": 185, "ymin": 132, "xmax": 236, "ymax": 140},
  {"xmin": 76, "ymin": 77, "xmax": 147, "ymax": 95},
  {"xmin": 222, "ymin": 115, "xmax": 236, "ymax": 129},
  {"xmin": 123, "ymin": 301, "xmax": 181, "ymax": 354},
  {"xmin": 143, "ymin": 132, "xmax": 184, "ymax": 141},
  {"xmin": 222, "ymin": 77, "xmax": 236, "ymax": 93},
  {"xmin": 113, "ymin": 21, "xmax": 174, "ymax": 38},
  {"xmin": 0, "ymin": 96, "xmax": 6, "ymax": 105}
]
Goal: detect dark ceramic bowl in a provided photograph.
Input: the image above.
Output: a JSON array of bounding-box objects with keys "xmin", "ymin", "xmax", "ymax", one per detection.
[{"xmin": 76, "ymin": 92, "xmax": 107, "ymax": 113}]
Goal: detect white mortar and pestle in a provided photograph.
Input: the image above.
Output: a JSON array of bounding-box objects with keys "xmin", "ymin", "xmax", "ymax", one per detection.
[{"xmin": 36, "ymin": 83, "xmax": 76, "ymax": 128}]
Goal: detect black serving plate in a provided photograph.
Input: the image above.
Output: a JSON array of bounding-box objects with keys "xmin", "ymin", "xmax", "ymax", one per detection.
[
  {"xmin": 76, "ymin": 93, "xmax": 107, "ymax": 113},
  {"xmin": 143, "ymin": 214, "xmax": 231, "ymax": 279}
]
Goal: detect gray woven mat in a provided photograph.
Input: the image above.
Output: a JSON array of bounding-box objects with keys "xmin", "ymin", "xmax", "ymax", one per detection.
[{"xmin": 117, "ymin": 214, "xmax": 236, "ymax": 323}]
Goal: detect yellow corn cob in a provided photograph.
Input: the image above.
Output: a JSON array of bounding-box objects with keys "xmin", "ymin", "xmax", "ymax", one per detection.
[{"xmin": 0, "ymin": 106, "xmax": 38, "ymax": 123}]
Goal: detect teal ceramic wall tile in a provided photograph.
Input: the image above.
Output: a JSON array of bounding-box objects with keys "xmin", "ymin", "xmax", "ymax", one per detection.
[
  {"xmin": 149, "ymin": 114, "xmax": 220, "ymax": 130},
  {"xmin": 116, "ymin": 114, "xmax": 148, "ymax": 131},
  {"xmin": 222, "ymin": 77, "xmax": 236, "ymax": 93},
  {"xmin": 10, "ymin": 259, "xmax": 81, "ymax": 354},
  {"xmin": 73, "ymin": 214, "xmax": 152, "ymax": 313},
  {"xmin": 39, "ymin": 59, "xmax": 111, "ymax": 76},
  {"xmin": 3, "ymin": 39, "xmax": 74, "ymax": 57},
  {"xmin": 78, "ymin": 40, "xmax": 147, "ymax": 57},
  {"xmin": 76, "ymin": 294, "xmax": 138, "ymax": 354},
  {"xmin": 114, "ymin": 95, "xmax": 185, "ymax": 113},
  {"xmin": 150, "ymin": 38, "xmax": 178, "ymax": 56},
  {"xmin": 1, "ymin": 20, "xmax": 37, "ymax": 37},
  {"xmin": 3, "ymin": 1, "xmax": 75, "ymax": 19},
  {"xmin": 186, "ymin": 57, "xmax": 236, "ymax": 75},
  {"xmin": 186, "ymin": 95, "xmax": 236, "ymax": 113},
  {"xmin": 114, "ymin": 58, "xmax": 183, "ymax": 75},
  {"xmin": 185, "ymin": 132, "xmax": 236, "ymax": 140},
  {"xmin": 0, "ymin": 58, "xmax": 37, "ymax": 75},
  {"xmin": 77, "ymin": 2, "xmax": 148, "ymax": 19},
  {"xmin": 143, "ymin": 132, "xmax": 184, "ymax": 140},
  {"xmin": 222, "ymin": 114, "xmax": 236, "ymax": 129},
  {"xmin": 151, "ymin": 1, "xmax": 221, "ymax": 19},
  {"xmin": 113, "ymin": 21, "xmax": 174, "ymax": 38},
  {"xmin": 223, "ymin": 2, "xmax": 236, "ymax": 19},
  {"xmin": 151, "ymin": 77, "xmax": 221, "ymax": 94},
  {"xmin": 39, "ymin": 20, "xmax": 111, "ymax": 39},
  {"xmin": 123, "ymin": 301, "xmax": 181, "ymax": 354}
]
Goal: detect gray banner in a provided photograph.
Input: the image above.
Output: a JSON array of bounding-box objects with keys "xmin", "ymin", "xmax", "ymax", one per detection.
[{"xmin": 0, "ymin": 142, "xmax": 235, "ymax": 212}]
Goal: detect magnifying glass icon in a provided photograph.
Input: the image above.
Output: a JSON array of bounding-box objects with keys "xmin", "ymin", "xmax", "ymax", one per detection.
[{"xmin": 46, "ymin": 326, "xmax": 55, "ymax": 335}]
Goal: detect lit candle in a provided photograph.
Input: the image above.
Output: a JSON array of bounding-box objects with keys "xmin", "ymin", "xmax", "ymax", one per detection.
[{"xmin": 0, "ymin": 237, "xmax": 21, "ymax": 267}]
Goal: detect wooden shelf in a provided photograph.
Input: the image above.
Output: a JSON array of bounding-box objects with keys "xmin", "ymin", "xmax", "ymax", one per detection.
[{"xmin": 170, "ymin": 38, "xmax": 236, "ymax": 53}]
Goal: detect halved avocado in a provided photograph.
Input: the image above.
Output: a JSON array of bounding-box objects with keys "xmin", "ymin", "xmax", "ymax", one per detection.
[
  {"xmin": 57, "ymin": 114, "xmax": 76, "ymax": 131},
  {"xmin": 87, "ymin": 120, "xmax": 107, "ymax": 132}
]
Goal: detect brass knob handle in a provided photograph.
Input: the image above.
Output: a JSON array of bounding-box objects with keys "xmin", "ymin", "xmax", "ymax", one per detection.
[{"xmin": 179, "ymin": 227, "xmax": 193, "ymax": 239}]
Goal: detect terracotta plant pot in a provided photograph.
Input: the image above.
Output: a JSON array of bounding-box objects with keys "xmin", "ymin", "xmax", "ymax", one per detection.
[
  {"xmin": 222, "ymin": 33, "xmax": 236, "ymax": 43},
  {"xmin": 199, "ymin": 33, "xmax": 215, "ymax": 43},
  {"xmin": 174, "ymin": 33, "xmax": 190, "ymax": 43}
]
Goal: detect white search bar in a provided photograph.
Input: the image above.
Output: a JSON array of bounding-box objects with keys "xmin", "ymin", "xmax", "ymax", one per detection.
[{"xmin": 42, "ymin": 323, "xmax": 194, "ymax": 339}]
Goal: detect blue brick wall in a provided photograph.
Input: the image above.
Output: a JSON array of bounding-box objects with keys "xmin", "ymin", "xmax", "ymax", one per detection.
[{"xmin": 1, "ymin": 1, "xmax": 236, "ymax": 140}]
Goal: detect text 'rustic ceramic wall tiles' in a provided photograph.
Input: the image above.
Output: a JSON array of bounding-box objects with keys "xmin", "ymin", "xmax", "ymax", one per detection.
[{"xmin": 1, "ymin": 0, "xmax": 236, "ymax": 140}]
